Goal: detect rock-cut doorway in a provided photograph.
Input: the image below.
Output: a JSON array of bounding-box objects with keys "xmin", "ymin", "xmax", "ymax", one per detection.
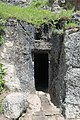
[{"xmin": 34, "ymin": 52, "xmax": 49, "ymax": 91}]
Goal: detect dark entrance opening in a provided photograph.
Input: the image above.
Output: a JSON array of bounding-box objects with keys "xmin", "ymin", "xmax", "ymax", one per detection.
[{"xmin": 34, "ymin": 52, "xmax": 48, "ymax": 91}]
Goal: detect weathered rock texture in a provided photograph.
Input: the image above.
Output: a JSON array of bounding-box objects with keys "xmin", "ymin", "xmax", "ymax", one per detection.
[
  {"xmin": 49, "ymin": 0, "xmax": 80, "ymax": 10},
  {"xmin": 0, "ymin": 19, "xmax": 35, "ymax": 93},
  {"xmin": 50, "ymin": 29, "xmax": 80, "ymax": 119},
  {"xmin": 63, "ymin": 30, "xmax": 80, "ymax": 119},
  {"xmin": 72, "ymin": 12, "xmax": 80, "ymax": 22},
  {"xmin": 0, "ymin": 18, "xmax": 80, "ymax": 119},
  {"xmin": 0, "ymin": 19, "xmax": 52, "ymax": 93},
  {"xmin": 3, "ymin": 92, "xmax": 28, "ymax": 119},
  {"xmin": 0, "ymin": 0, "xmax": 33, "ymax": 6}
]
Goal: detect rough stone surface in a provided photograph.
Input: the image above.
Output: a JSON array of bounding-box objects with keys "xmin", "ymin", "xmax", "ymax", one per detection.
[
  {"xmin": 49, "ymin": 0, "xmax": 62, "ymax": 12},
  {"xmin": 3, "ymin": 92, "xmax": 28, "ymax": 119},
  {"xmin": 0, "ymin": 17, "xmax": 80, "ymax": 120},
  {"xmin": 0, "ymin": 19, "xmax": 35, "ymax": 93},
  {"xmin": 63, "ymin": 30, "xmax": 80, "ymax": 119},
  {"xmin": 49, "ymin": 29, "xmax": 80, "ymax": 119},
  {"xmin": 72, "ymin": 12, "xmax": 80, "ymax": 22},
  {"xmin": 20, "ymin": 91, "xmax": 65, "ymax": 120},
  {"xmin": 0, "ymin": 114, "xmax": 10, "ymax": 120},
  {"xmin": 27, "ymin": 94, "xmax": 41, "ymax": 113},
  {"xmin": 49, "ymin": 34, "xmax": 64, "ymax": 107},
  {"xmin": 51, "ymin": 2, "xmax": 62, "ymax": 12},
  {"xmin": 0, "ymin": 19, "xmax": 53, "ymax": 93},
  {"xmin": 64, "ymin": 30, "xmax": 80, "ymax": 67},
  {"xmin": 0, "ymin": 0, "xmax": 33, "ymax": 6},
  {"xmin": 3, "ymin": 63, "xmax": 21, "ymax": 91},
  {"xmin": 49, "ymin": 0, "xmax": 80, "ymax": 10}
]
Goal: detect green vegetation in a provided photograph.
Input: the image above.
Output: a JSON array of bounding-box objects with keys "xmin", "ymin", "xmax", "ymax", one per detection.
[
  {"xmin": 65, "ymin": 20, "xmax": 80, "ymax": 29},
  {"xmin": 0, "ymin": 35, "xmax": 4, "ymax": 45},
  {"xmin": 53, "ymin": 29, "xmax": 64, "ymax": 35},
  {"xmin": 31, "ymin": 0, "xmax": 48, "ymax": 9},
  {"xmin": 0, "ymin": 1, "xmax": 74, "ymax": 27},
  {"xmin": 0, "ymin": 1, "xmax": 53, "ymax": 27},
  {"xmin": 55, "ymin": 10, "xmax": 73, "ymax": 20},
  {"xmin": 0, "ymin": 0, "xmax": 79, "ymax": 35},
  {"xmin": 0, "ymin": 19, "xmax": 5, "ymax": 45},
  {"xmin": 0, "ymin": 63, "xmax": 5, "ymax": 94}
]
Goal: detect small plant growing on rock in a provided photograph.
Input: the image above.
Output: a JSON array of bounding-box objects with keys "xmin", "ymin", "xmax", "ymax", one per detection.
[
  {"xmin": 65, "ymin": 21, "xmax": 80, "ymax": 29},
  {"xmin": 0, "ymin": 35, "xmax": 4, "ymax": 45},
  {"xmin": 0, "ymin": 63, "xmax": 6, "ymax": 113},
  {"xmin": 0, "ymin": 63, "xmax": 5, "ymax": 94},
  {"xmin": 31, "ymin": 0, "xmax": 48, "ymax": 9},
  {"xmin": 0, "ymin": 19, "xmax": 5, "ymax": 45}
]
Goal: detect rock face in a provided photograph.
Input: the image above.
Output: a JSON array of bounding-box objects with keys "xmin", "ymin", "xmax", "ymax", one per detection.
[
  {"xmin": 50, "ymin": 29, "xmax": 80, "ymax": 119},
  {"xmin": 0, "ymin": 19, "xmax": 52, "ymax": 93},
  {"xmin": 51, "ymin": 0, "xmax": 62, "ymax": 12},
  {"xmin": 63, "ymin": 30, "xmax": 80, "ymax": 119},
  {"xmin": 72, "ymin": 12, "xmax": 80, "ymax": 22},
  {"xmin": 0, "ymin": 0, "xmax": 33, "ymax": 6},
  {"xmin": 0, "ymin": 15, "xmax": 80, "ymax": 120},
  {"xmin": 3, "ymin": 92, "xmax": 28, "ymax": 119},
  {"xmin": 49, "ymin": 0, "xmax": 80, "ymax": 10},
  {"xmin": 0, "ymin": 18, "xmax": 35, "ymax": 93},
  {"xmin": 3, "ymin": 64, "xmax": 21, "ymax": 91},
  {"xmin": 27, "ymin": 94, "xmax": 41, "ymax": 113}
]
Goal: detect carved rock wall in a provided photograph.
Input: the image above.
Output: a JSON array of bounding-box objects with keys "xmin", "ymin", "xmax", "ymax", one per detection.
[
  {"xmin": 63, "ymin": 30, "xmax": 80, "ymax": 119},
  {"xmin": 0, "ymin": 18, "xmax": 80, "ymax": 119}
]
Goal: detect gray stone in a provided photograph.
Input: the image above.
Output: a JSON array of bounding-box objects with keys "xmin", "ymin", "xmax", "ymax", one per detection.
[
  {"xmin": 3, "ymin": 92, "xmax": 28, "ymax": 119},
  {"xmin": 0, "ymin": 19, "xmax": 35, "ymax": 93},
  {"xmin": 58, "ymin": 0, "xmax": 66, "ymax": 8},
  {"xmin": 64, "ymin": 68, "xmax": 80, "ymax": 119},
  {"xmin": 49, "ymin": 29, "xmax": 80, "ymax": 119},
  {"xmin": 3, "ymin": 63, "xmax": 21, "ymax": 91},
  {"xmin": 58, "ymin": 0, "xmax": 65, "ymax": 4},
  {"xmin": 0, "ymin": 0, "xmax": 33, "ymax": 6},
  {"xmin": 72, "ymin": 12, "xmax": 80, "ymax": 22},
  {"xmin": 62, "ymin": 30, "xmax": 80, "ymax": 119},
  {"xmin": 49, "ymin": 0, "xmax": 80, "ymax": 10},
  {"xmin": 64, "ymin": 30, "xmax": 80, "ymax": 67},
  {"xmin": 32, "ymin": 116, "xmax": 47, "ymax": 120},
  {"xmin": 50, "ymin": 0, "xmax": 62, "ymax": 12},
  {"xmin": 49, "ymin": 0, "xmax": 65, "ymax": 10},
  {"xmin": 51, "ymin": 3, "xmax": 62, "ymax": 12},
  {"xmin": 27, "ymin": 94, "xmax": 41, "ymax": 113}
]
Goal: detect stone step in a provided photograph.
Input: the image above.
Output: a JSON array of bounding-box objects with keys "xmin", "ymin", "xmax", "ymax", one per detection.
[
  {"xmin": 37, "ymin": 92, "xmax": 61, "ymax": 116},
  {"xmin": 20, "ymin": 91, "xmax": 65, "ymax": 120},
  {"xmin": 32, "ymin": 116, "xmax": 47, "ymax": 120}
]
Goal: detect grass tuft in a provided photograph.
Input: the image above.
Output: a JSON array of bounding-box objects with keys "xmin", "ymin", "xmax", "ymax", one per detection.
[{"xmin": 65, "ymin": 21, "xmax": 80, "ymax": 29}]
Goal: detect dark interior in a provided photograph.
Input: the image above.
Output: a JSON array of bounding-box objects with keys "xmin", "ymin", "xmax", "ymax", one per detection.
[
  {"xmin": 34, "ymin": 32, "xmax": 41, "ymax": 40},
  {"xmin": 34, "ymin": 52, "xmax": 48, "ymax": 91}
]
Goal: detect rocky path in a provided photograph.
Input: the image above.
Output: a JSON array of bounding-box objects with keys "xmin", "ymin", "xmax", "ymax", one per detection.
[
  {"xmin": 23, "ymin": 91, "xmax": 65, "ymax": 120},
  {"xmin": 0, "ymin": 91, "xmax": 65, "ymax": 120}
]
